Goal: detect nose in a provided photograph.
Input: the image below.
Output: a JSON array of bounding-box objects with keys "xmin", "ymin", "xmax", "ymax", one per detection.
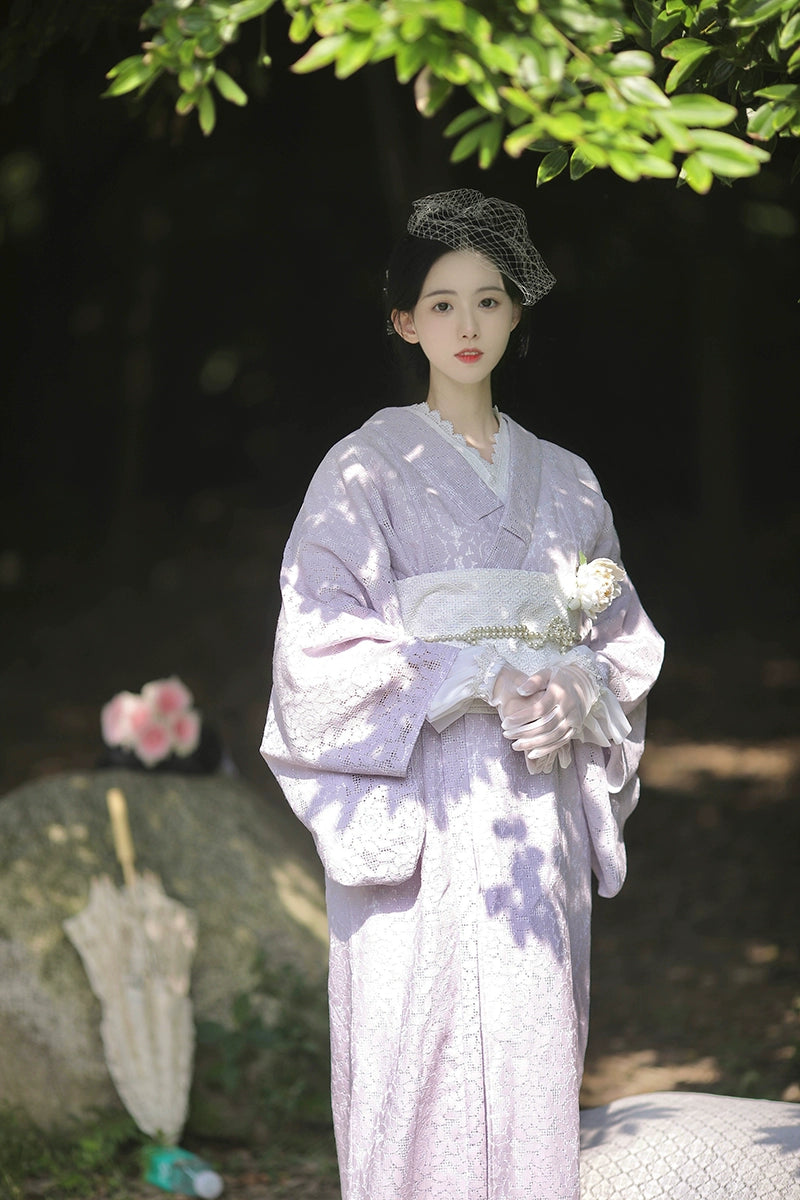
[{"xmin": 458, "ymin": 310, "xmax": 478, "ymax": 339}]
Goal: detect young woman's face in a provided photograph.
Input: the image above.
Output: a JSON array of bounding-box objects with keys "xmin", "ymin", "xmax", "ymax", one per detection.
[{"xmin": 393, "ymin": 250, "xmax": 521, "ymax": 388}]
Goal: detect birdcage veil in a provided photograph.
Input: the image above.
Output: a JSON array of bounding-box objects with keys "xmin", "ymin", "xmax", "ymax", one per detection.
[{"xmin": 406, "ymin": 188, "xmax": 555, "ymax": 306}]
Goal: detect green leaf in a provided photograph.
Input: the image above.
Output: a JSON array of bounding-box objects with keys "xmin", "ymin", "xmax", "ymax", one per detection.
[
  {"xmin": 450, "ymin": 122, "xmax": 488, "ymax": 162},
  {"xmin": 681, "ymin": 152, "xmax": 714, "ymax": 192},
  {"xmin": 400, "ymin": 15, "xmax": 427, "ymax": 40},
  {"xmin": 662, "ymin": 36, "xmax": 712, "ymax": 62},
  {"xmin": 504, "ymin": 121, "xmax": 541, "ymax": 157},
  {"xmin": 478, "ymin": 42, "xmax": 519, "ymax": 75},
  {"xmin": 542, "ymin": 110, "xmax": 584, "ymax": 139},
  {"xmin": 334, "ymin": 34, "xmax": 375, "ymax": 78},
  {"xmin": 665, "ymin": 49, "xmax": 714, "ymax": 92},
  {"xmin": 228, "ymin": 0, "xmax": 276, "ymax": 20},
  {"xmin": 731, "ymin": 0, "xmax": 793, "ymax": 27},
  {"xmin": 395, "ymin": 39, "xmax": 427, "ymax": 82},
  {"xmin": 178, "ymin": 66, "xmax": 198, "ymax": 91},
  {"xmin": 606, "ymin": 50, "xmax": 655, "ymax": 76},
  {"xmin": 661, "ymin": 36, "xmax": 714, "ymax": 91},
  {"xmin": 650, "ymin": 109, "xmax": 696, "ymax": 149},
  {"xmin": 667, "ymin": 93, "xmax": 736, "ymax": 126},
  {"xmin": 569, "ymin": 146, "xmax": 596, "ymax": 179},
  {"xmin": 692, "ymin": 129, "xmax": 770, "ymax": 176},
  {"xmin": 344, "ymin": 4, "xmax": 381, "ymax": 33},
  {"xmin": 463, "ymin": 8, "xmax": 492, "ymax": 43},
  {"xmin": 748, "ymin": 100, "xmax": 779, "ymax": 138},
  {"xmin": 753, "ymin": 83, "xmax": 800, "ymax": 99},
  {"xmin": 779, "ymin": 12, "xmax": 800, "ymax": 48},
  {"xmin": 197, "ymin": 84, "xmax": 216, "ymax": 134},
  {"xmin": 636, "ymin": 152, "xmax": 678, "ymax": 178},
  {"xmin": 103, "ymin": 57, "xmax": 157, "ymax": 97},
  {"xmin": 289, "ymin": 10, "xmax": 315, "ymax": 43},
  {"xmin": 214, "ymin": 68, "xmax": 248, "ymax": 105},
  {"xmin": 291, "ymin": 35, "xmax": 347, "ymax": 73},
  {"xmin": 537, "ymin": 146, "xmax": 569, "ymax": 184},
  {"xmin": 616, "ymin": 75, "xmax": 670, "ymax": 106},
  {"xmin": 175, "ymin": 90, "xmax": 196, "ymax": 115},
  {"xmin": 498, "ymin": 86, "xmax": 540, "ymax": 116},
  {"xmin": 444, "ymin": 105, "xmax": 486, "ymax": 137},
  {"xmin": 608, "ymin": 149, "xmax": 642, "ymax": 179},
  {"xmin": 178, "ymin": 11, "xmax": 213, "ymax": 34},
  {"xmin": 432, "ymin": 0, "xmax": 467, "ymax": 34},
  {"xmin": 772, "ymin": 103, "xmax": 800, "ymax": 132},
  {"xmin": 441, "ymin": 52, "xmax": 482, "ymax": 86},
  {"xmin": 477, "ymin": 118, "xmax": 504, "ymax": 168},
  {"xmin": 578, "ymin": 142, "xmax": 610, "ymax": 166},
  {"xmin": 468, "ymin": 78, "xmax": 502, "ymax": 113},
  {"xmin": 105, "ymin": 54, "xmax": 148, "ymax": 82}
]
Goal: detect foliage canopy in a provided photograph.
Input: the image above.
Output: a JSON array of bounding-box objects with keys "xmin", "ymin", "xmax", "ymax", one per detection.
[{"xmin": 106, "ymin": 0, "xmax": 800, "ymax": 190}]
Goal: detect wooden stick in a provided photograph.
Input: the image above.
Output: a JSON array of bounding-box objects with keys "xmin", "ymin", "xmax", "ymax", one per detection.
[{"xmin": 107, "ymin": 787, "xmax": 137, "ymax": 888}]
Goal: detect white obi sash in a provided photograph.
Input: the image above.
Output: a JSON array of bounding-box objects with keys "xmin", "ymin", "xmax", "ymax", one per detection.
[{"xmin": 397, "ymin": 568, "xmax": 582, "ymax": 715}]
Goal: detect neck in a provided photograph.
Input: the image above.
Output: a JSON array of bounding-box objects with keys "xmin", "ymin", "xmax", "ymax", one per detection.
[{"xmin": 424, "ymin": 373, "xmax": 499, "ymax": 454}]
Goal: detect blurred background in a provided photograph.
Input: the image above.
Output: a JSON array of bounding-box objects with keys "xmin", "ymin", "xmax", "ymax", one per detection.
[{"xmin": 2, "ymin": 3, "xmax": 800, "ymax": 1109}]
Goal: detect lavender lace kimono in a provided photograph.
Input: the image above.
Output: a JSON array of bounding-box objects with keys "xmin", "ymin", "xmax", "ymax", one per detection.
[{"xmin": 262, "ymin": 406, "xmax": 664, "ymax": 1200}]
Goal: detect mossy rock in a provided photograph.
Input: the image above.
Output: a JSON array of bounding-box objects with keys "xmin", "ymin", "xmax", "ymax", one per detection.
[{"xmin": 0, "ymin": 769, "xmax": 328, "ymax": 1140}]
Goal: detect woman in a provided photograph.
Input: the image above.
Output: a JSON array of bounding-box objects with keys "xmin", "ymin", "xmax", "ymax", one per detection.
[{"xmin": 262, "ymin": 188, "xmax": 664, "ymax": 1200}]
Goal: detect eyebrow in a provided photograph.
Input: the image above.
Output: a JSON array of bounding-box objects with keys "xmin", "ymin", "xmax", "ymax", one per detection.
[{"xmin": 421, "ymin": 285, "xmax": 506, "ymax": 299}]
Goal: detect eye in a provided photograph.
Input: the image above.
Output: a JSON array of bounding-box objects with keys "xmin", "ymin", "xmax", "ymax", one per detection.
[
  {"xmin": 433, "ymin": 301, "xmax": 452, "ymax": 312},
  {"xmin": 479, "ymin": 297, "xmax": 500, "ymax": 308}
]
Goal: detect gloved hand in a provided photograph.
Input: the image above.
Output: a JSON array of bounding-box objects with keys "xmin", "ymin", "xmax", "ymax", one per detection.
[
  {"xmin": 490, "ymin": 664, "xmax": 548, "ymax": 729},
  {"xmin": 495, "ymin": 659, "xmax": 602, "ymax": 761}
]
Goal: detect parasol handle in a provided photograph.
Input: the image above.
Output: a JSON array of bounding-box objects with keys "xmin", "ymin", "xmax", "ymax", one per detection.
[{"xmin": 107, "ymin": 787, "xmax": 137, "ymax": 888}]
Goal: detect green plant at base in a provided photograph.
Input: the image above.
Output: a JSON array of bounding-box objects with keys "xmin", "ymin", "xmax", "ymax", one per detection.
[
  {"xmin": 104, "ymin": 0, "xmax": 800, "ymax": 190},
  {"xmin": 0, "ymin": 1107, "xmax": 146, "ymax": 1198},
  {"xmin": 196, "ymin": 954, "xmax": 333, "ymax": 1132}
]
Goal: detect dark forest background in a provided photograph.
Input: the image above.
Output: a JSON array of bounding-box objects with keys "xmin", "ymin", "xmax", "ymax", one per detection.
[{"xmin": 1, "ymin": 5, "xmax": 799, "ymax": 788}]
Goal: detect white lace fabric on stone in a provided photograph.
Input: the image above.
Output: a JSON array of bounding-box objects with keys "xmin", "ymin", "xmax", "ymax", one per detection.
[{"xmin": 580, "ymin": 1091, "xmax": 800, "ymax": 1199}]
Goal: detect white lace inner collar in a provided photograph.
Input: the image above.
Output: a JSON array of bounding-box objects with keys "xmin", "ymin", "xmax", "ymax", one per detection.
[{"xmin": 410, "ymin": 402, "xmax": 510, "ymax": 500}]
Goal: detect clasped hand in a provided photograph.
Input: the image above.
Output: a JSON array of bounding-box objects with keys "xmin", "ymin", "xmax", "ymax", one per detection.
[{"xmin": 491, "ymin": 661, "xmax": 601, "ymax": 761}]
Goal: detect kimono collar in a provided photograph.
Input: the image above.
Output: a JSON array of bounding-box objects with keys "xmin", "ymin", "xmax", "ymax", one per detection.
[{"xmin": 369, "ymin": 408, "xmax": 544, "ymax": 562}]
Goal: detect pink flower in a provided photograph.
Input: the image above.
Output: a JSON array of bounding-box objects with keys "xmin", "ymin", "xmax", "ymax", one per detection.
[
  {"xmin": 170, "ymin": 710, "xmax": 201, "ymax": 757},
  {"xmin": 101, "ymin": 676, "xmax": 204, "ymax": 768},
  {"xmin": 101, "ymin": 691, "xmax": 141, "ymax": 748},
  {"xmin": 133, "ymin": 719, "xmax": 173, "ymax": 767},
  {"xmin": 142, "ymin": 676, "xmax": 194, "ymax": 718},
  {"xmin": 127, "ymin": 694, "xmax": 154, "ymax": 736}
]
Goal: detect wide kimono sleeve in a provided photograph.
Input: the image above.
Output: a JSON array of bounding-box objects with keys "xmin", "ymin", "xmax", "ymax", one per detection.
[
  {"xmin": 572, "ymin": 463, "xmax": 665, "ymax": 898},
  {"xmin": 261, "ymin": 438, "xmax": 459, "ymax": 888}
]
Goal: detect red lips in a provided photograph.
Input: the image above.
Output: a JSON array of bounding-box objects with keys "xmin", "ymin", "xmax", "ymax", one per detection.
[{"xmin": 455, "ymin": 350, "xmax": 484, "ymax": 362}]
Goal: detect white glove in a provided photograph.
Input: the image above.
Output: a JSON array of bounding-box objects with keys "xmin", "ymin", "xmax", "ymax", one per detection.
[
  {"xmin": 495, "ymin": 660, "xmax": 602, "ymax": 761},
  {"xmin": 490, "ymin": 664, "xmax": 548, "ymax": 728}
]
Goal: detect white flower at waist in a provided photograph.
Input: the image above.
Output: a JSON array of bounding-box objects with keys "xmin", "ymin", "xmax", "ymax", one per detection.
[{"xmin": 567, "ymin": 556, "xmax": 626, "ymax": 618}]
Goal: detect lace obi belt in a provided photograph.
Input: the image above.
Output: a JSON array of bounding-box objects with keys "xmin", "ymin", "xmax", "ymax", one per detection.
[{"xmin": 397, "ymin": 569, "xmax": 582, "ymax": 710}]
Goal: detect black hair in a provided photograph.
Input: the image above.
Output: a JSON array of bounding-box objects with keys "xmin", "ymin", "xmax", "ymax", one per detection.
[{"xmin": 383, "ymin": 234, "xmax": 532, "ymax": 384}]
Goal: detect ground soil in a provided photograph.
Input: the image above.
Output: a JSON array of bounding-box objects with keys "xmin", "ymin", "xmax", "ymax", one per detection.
[{"xmin": 3, "ymin": 499, "xmax": 799, "ymax": 1199}]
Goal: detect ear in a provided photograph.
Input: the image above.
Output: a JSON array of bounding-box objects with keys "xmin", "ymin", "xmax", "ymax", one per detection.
[
  {"xmin": 392, "ymin": 308, "xmax": 419, "ymax": 343},
  {"xmin": 510, "ymin": 302, "xmax": 522, "ymax": 332}
]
